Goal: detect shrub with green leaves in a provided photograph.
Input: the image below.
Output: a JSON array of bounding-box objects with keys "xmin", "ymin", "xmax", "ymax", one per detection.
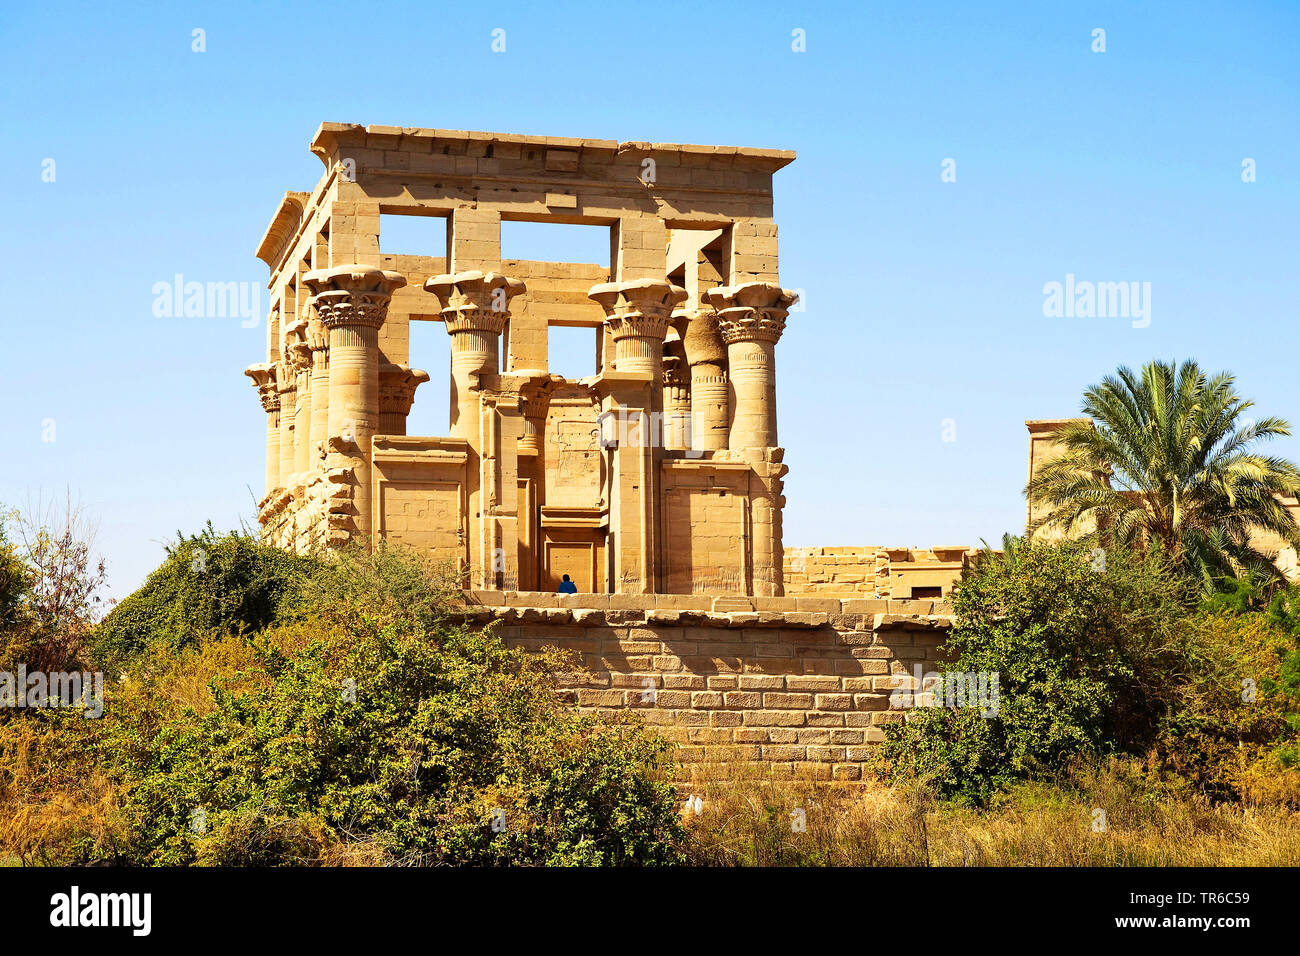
[
  {"xmin": 1160, "ymin": 587, "xmax": 1300, "ymax": 806},
  {"xmin": 59, "ymin": 535, "xmax": 686, "ymax": 866},
  {"xmin": 879, "ymin": 542, "xmax": 1200, "ymax": 805},
  {"xmin": 90, "ymin": 524, "xmax": 320, "ymax": 670},
  {"xmin": 0, "ymin": 512, "xmax": 27, "ymax": 633},
  {"xmin": 101, "ymin": 618, "xmax": 683, "ymax": 866}
]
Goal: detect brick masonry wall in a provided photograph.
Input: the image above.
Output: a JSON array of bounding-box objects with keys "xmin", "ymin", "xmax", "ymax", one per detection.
[{"xmin": 456, "ymin": 591, "xmax": 953, "ymax": 781}]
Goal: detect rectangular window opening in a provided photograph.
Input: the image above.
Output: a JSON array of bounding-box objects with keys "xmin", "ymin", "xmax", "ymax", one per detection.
[
  {"xmin": 501, "ymin": 220, "xmax": 610, "ymax": 267},
  {"xmin": 406, "ymin": 320, "xmax": 451, "ymax": 437},
  {"xmin": 379, "ymin": 212, "xmax": 449, "ymax": 257},
  {"xmin": 548, "ymin": 325, "xmax": 599, "ymax": 380}
]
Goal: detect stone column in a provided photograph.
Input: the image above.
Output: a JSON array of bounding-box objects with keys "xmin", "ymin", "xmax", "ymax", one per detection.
[
  {"xmin": 674, "ymin": 306, "xmax": 729, "ymax": 451},
  {"xmin": 307, "ymin": 317, "xmax": 330, "ymax": 466},
  {"xmin": 378, "ymin": 362, "xmax": 431, "ymax": 436},
  {"xmin": 589, "ymin": 279, "xmax": 686, "ymax": 593},
  {"xmin": 244, "ymin": 362, "xmax": 280, "ymax": 493},
  {"xmin": 705, "ymin": 282, "xmax": 798, "ymax": 597},
  {"xmin": 424, "ymin": 271, "xmax": 525, "ymax": 440},
  {"xmin": 477, "ymin": 390, "xmax": 527, "ymax": 590},
  {"xmin": 285, "ymin": 319, "xmax": 313, "ymax": 478},
  {"xmin": 704, "ymin": 283, "xmax": 797, "ymax": 452},
  {"xmin": 589, "ymin": 278, "xmax": 686, "ymax": 380},
  {"xmin": 517, "ymin": 379, "xmax": 552, "ymax": 458},
  {"xmin": 304, "ymin": 264, "xmax": 407, "ymax": 548},
  {"xmin": 662, "ymin": 354, "xmax": 691, "ymax": 452},
  {"xmin": 494, "ymin": 373, "xmax": 551, "ymax": 591},
  {"xmin": 275, "ymin": 359, "xmax": 297, "ymax": 485}
]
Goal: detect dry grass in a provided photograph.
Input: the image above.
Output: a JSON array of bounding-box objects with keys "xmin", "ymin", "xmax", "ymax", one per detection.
[
  {"xmin": 675, "ymin": 754, "xmax": 1300, "ymax": 866},
  {"xmin": 6, "ymin": 716, "xmax": 1299, "ymax": 867},
  {"xmin": 0, "ymin": 719, "xmax": 127, "ymax": 865}
]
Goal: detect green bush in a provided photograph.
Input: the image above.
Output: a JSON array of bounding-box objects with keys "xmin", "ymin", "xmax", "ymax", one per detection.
[
  {"xmin": 879, "ymin": 542, "xmax": 1200, "ymax": 805},
  {"xmin": 1150, "ymin": 586, "xmax": 1300, "ymax": 806},
  {"xmin": 0, "ymin": 513, "xmax": 31, "ymax": 669},
  {"xmin": 90, "ymin": 525, "xmax": 320, "ymax": 670},
  {"xmin": 0, "ymin": 513, "xmax": 27, "ymax": 633},
  {"xmin": 59, "ymin": 538, "xmax": 686, "ymax": 866},
  {"xmin": 101, "ymin": 617, "xmax": 683, "ymax": 866}
]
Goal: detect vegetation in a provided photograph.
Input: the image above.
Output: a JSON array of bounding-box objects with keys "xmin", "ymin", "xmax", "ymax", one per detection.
[
  {"xmin": 0, "ymin": 497, "xmax": 107, "ymax": 673},
  {"xmin": 1026, "ymin": 359, "xmax": 1300, "ymax": 591},
  {"xmin": 880, "ymin": 542, "xmax": 1193, "ymax": 804},
  {"xmin": 5, "ymin": 358, "xmax": 1300, "ymax": 866},
  {"xmin": 680, "ymin": 757, "xmax": 1300, "ymax": 866},
  {"xmin": 101, "ymin": 622, "xmax": 683, "ymax": 866},
  {"xmin": 1, "ymin": 524, "xmax": 684, "ymax": 866},
  {"xmin": 90, "ymin": 522, "xmax": 320, "ymax": 672},
  {"xmin": 879, "ymin": 538, "xmax": 1300, "ymax": 808}
]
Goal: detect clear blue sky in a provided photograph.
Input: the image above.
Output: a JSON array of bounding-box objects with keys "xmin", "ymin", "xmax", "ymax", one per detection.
[{"xmin": 2, "ymin": 0, "xmax": 1297, "ymax": 599}]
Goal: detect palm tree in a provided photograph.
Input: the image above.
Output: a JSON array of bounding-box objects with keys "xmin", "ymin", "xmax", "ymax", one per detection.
[
  {"xmin": 1026, "ymin": 359, "xmax": 1300, "ymax": 589},
  {"xmin": 971, "ymin": 532, "xmax": 1024, "ymax": 572}
]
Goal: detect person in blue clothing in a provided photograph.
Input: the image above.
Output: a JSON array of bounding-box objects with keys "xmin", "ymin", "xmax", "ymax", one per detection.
[{"xmin": 556, "ymin": 573, "xmax": 578, "ymax": 594}]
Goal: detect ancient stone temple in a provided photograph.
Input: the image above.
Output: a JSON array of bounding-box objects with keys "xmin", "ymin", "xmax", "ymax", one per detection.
[
  {"xmin": 246, "ymin": 123, "xmax": 799, "ymax": 595},
  {"xmin": 241, "ymin": 124, "xmax": 995, "ymax": 775}
]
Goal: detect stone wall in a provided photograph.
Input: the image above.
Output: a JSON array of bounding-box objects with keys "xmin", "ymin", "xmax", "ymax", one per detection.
[
  {"xmin": 783, "ymin": 546, "xmax": 975, "ymax": 600},
  {"xmin": 456, "ymin": 590, "xmax": 952, "ymax": 780}
]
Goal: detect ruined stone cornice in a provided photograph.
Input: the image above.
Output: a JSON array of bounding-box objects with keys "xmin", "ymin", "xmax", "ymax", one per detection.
[
  {"xmin": 255, "ymin": 191, "xmax": 311, "ymax": 268},
  {"xmin": 705, "ymin": 282, "xmax": 799, "ymax": 345},
  {"xmin": 309, "ymin": 122, "xmax": 795, "ymax": 174},
  {"xmin": 1025, "ymin": 418, "xmax": 1093, "ymax": 434},
  {"xmin": 371, "ymin": 435, "xmax": 471, "ymax": 465}
]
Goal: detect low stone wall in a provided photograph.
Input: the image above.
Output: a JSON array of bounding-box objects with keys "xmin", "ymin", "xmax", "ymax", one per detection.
[
  {"xmin": 455, "ymin": 591, "xmax": 953, "ymax": 780},
  {"xmin": 784, "ymin": 546, "xmax": 975, "ymax": 600}
]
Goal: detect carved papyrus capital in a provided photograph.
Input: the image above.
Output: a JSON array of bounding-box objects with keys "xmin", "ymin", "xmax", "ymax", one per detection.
[
  {"xmin": 662, "ymin": 354, "xmax": 690, "ymax": 389},
  {"xmin": 704, "ymin": 282, "xmax": 798, "ymax": 345},
  {"xmin": 304, "ymin": 265, "xmax": 407, "ymax": 330},
  {"xmin": 283, "ymin": 318, "xmax": 313, "ymax": 374},
  {"xmin": 274, "ymin": 356, "xmax": 297, "ymax": 394},
  {"xmin": 305, "ymin": 316, "xmax": 329, "ymax": 354},
  {"xmin": 245, "ymin": 362, "xmax": 280, "ymax": 412},
  {"xmin": 379, "ymin": 362, "xmax": 431, "ymax": 417},
  {"xmin": 589, "ymin": 278, "xmax": 687, "ymax": 345},
  {"xmin": 424, "ymin": 270, "xmax": 525, "ymax": 335}
]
